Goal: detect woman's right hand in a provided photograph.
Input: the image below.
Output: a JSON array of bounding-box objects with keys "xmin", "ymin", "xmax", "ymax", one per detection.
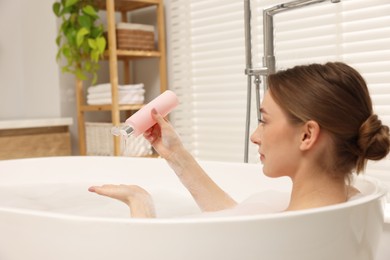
[{"xmin": 143, "ymin": 109, "xmax": 185, "ymax": 160}]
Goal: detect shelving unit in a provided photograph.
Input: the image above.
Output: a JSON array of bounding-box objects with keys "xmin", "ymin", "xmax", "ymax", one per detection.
[{"xmin": 75, "ymin": 0, "xmax": 167, "ymax": 156}]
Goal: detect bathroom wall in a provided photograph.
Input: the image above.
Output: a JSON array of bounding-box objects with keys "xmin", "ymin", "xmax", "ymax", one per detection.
[{"xmin": 0, "ymin": 0, "xmax": 61, "ymax": 119}]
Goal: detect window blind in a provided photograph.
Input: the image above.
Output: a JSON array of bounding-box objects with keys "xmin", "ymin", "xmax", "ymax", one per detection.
[
  {"xmin": 168, "ymin": 0, "xmax": 249, "ymax": 161},
  {"xmin": 167, "ymin": 0, "xmax": 194, "ymax": 151},
  {"xmin": 167, "ymin": 0, "xmax": 390, "ymax": 172}
]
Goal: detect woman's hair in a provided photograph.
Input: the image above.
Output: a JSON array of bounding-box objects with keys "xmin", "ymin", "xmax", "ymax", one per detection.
[{"xmin": 267, "ymin": 62, "xmax": 390, "ymax": 177}]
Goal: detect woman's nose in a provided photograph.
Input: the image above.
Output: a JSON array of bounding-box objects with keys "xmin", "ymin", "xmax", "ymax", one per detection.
[{"xmin": 250, "ymin": 127, "xmax": 261, "ymax": 145}]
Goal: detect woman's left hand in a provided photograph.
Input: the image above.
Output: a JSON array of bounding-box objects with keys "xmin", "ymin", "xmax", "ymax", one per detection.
[{"xmin": 88, "ymin": 184, "xmax": 156, "ymax": 218}]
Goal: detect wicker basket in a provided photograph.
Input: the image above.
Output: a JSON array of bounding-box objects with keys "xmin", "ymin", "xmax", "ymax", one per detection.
[
  {"xmin": 116, "ymin": 22, "xmax": 155, "ymax": 51},
  {"xmin": 85, "ymin": 122, "xmax": 153, "ymax": 157}
]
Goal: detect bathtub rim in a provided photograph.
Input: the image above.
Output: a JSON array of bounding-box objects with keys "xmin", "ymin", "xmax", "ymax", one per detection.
[
  {"xmin": 0, "ymin": 156, "xmax": 387, "ymax": 224},
  {"xmin": 0, "ymin": 184, "xmax": 385, "ymax": 224}
]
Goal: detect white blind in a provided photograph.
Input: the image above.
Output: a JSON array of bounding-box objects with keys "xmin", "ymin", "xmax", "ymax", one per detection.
[
  {"xmin": 167, "ymin": 0, "xmax": 390, "ymax": 170},
  {"xmin": 168, "ymin": 0, "xmax": 194, "ymax": 151},
  {"xmin": 168, "ymin": 0, "xmax": 248, "ymax": 161}
]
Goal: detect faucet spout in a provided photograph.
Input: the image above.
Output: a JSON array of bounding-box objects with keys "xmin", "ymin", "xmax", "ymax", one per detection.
[
  {"xmin": 266, "ymin": 0, "xmax": 336, "ymax": 15},
  {"xmin": 263, "ymin": 0, "xmax": 341, "ymax": 75}
]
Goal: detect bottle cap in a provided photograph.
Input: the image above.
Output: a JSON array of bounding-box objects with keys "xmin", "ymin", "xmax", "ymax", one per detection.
[{"xmin": 111, "ymin": 125, "xmax": 134, "ymax": 137}]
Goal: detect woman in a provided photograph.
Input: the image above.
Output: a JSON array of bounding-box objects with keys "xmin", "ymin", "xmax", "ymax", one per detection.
[{"xmin": 89, "ymin": 62, "xmax": 390, "ymax": 218}]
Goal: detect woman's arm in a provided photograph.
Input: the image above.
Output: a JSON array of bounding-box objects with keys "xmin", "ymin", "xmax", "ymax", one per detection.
[{"xmin": 143, "ymin": 109, "xmax": 237, "ymax": 212}]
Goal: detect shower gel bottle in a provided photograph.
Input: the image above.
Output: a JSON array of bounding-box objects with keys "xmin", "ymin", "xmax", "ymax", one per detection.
[{"xmin": 111, "ymin": 90, "xmax": 179, "ymax": 138}]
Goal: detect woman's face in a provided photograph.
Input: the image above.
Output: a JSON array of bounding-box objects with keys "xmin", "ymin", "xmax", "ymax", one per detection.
[{"xmin": 250, "ymin": 91, "xmax": 302, "ymax": 178}]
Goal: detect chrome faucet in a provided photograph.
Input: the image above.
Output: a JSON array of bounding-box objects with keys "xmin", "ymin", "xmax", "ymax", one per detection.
[{"xmin": 243, "ymin": 0, "xmax": 341, "ymax": 162}]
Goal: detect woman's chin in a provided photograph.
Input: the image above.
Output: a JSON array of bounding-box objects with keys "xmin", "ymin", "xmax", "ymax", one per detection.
[{"xmin": 262, "ymin": 168, "xmax": 285, "ymax": 179}]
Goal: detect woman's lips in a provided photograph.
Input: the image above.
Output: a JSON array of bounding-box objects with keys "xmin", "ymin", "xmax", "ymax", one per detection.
[{"xmin": 260, "ymin": 153, "xmax": 265, "ymax": 161}]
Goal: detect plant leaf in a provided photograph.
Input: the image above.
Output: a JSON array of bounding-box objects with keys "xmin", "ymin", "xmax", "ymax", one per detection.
[
  {"xmin": 65, "ymin": 0, "xmax": 78, "ymax": 8},
  {"xmin": 96, "ymin": 36, "xmax": 106, "ymax": 53},
  {"xmin": 78, "ymin": 15, "xmax": 92, "ymax": 29},
  {"xmin": 75, "ymin": 68, "xmax": 88, "ymax": 80},
  {"xmin": 53, "ymin": 2, "xmax": 61, "ymax": 17},
  {"xmin": 90, "ymin": 26, "xmax": 103, "ymax": 38},
  {"xmin": 55, "ymin": 35, "xmax": 61, "ymax": 46},
  {"xmin": 88, "ymin": 39, "xmax": 97, "ymax": 49},
  {"xmin": 56, "ymin": 50, "xmax": 62, "ymax": 61},
  {"xmin": 85, "ymin": 61, "xmax": 91, "ymax": 71},
  {"xmin": 61, "ymin": 66, "xmax": 70, "ymax": 73},
  {"xmin": 76, "ymin": 27, "xmax": 89, "ymax": 47},
  {"xmin": 91, "ymin": 72, "xmax": 98, "ymax": 85},
  {"xmin": 60, "ymin": 20, "xmax": 69, "ymax": 34},
  {"xmin": 62, "ymin": 45, "xmax": 71, "ymax": 58},
  {"xmin": 60, "ymin": 6, "xmax": 72, "ymax": 16},
  {"xmin": 65, "ymin": 27, "xmax": 77, "ymax": 46},
  {"xmin": 82, "ymin": 5, "xmax": 98, "ymax": 18},
  {"xmin": 91, "ymin": 50, "xmax": 99, "ymax": 62}
]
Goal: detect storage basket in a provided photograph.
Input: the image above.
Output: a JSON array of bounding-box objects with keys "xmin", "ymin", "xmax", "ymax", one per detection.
[
  {"xmin": 116, "ymin": 22, "xmax": 155, "ymax": 51},
  {"xmin": 85, "ymin": 122, "xmax": 153, "ymax": 157}
]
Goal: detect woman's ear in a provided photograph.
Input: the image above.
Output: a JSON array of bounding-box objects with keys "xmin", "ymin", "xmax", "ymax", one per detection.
[{"xmin": 300, "ymin": 120, "xmax": 321, "ymax": 151}]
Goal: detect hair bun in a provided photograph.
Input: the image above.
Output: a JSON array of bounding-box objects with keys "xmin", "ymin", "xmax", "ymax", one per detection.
[{"xmin": 358, "ymin": 114, "xmax": 390, "ymax": 161}]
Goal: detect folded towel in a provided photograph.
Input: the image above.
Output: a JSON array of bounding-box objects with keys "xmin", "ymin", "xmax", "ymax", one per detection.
[
  {"xmin": 87, "ymin": 83, "xmax": 111, "ymax": 94},
  {"xmin": 86, "ymin": 83, "xmax": 146, "ymax": 105},
  {"xmin": 87, "ymin": 89, "xmax": 145, "ymax": 100},
  {"xmin": 119, "ymin": 92, "xmax": 145, "ymax": 103},
  {"xmin": 87, "ymin": 96, "xmax": 144, "ymax": 105},
  {"xmin": 118, "ymin": 84, "xmax": 144, "ymax": 91},
  {"xmin": 87, "ymin": 83, "xmax": 144, "ymax": 94}
]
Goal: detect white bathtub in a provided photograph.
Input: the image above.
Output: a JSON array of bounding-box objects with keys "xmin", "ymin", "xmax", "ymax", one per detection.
[
  {"xmin": 0, "ymin": 156, "xmax": 387, "ymax": 260},
  {"xmin": 367, "ymin": 168, "xmax": 390, "ymax": 260}
]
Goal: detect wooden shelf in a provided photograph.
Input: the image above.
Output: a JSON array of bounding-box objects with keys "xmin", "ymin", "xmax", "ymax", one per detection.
[
  {"xmin": 75, "ymin": 0, "xmax": 167, "ymax": 156},
  {"xmin": 95, "ymin": 0, "xmax": 159, "ymax": 12},
  {"xmin": 81, "ymin": 104, "xmax": 144, "ymax": 112},
  {"xmin": 103, "ymin": 49, "xmax": 161, "ymax": 59}
]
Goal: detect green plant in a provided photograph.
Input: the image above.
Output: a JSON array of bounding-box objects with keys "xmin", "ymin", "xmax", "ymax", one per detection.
[{"xmin": 53, "ymin": 0, "xmax": 106, "ymax": 84}]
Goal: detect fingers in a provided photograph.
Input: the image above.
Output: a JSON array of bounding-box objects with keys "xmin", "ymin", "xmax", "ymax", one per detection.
[
  {"xmin": 88, "ymin": 186, "xmax": 96, "ymax": 192},
  {"xmin": 88, "ymin": 184, "xmax": 149, "ymax": 198},
  {"xmin": 143, "ymin": 124, "xmax": 160, "ymax": 143},
  {"xmin": 88, "ymin": 184, "xmax": 154, "ymax": 213},
  {"xmin": 88, "ymin": 184, "xmax": 115, "ymax": 196},
  {"xmin": 151, "ymin": 108, "xmax": 168, "ymax": 127},
  {"xmin": 88, "ymin": 184, "xmax": 133, "ymax": 205}
]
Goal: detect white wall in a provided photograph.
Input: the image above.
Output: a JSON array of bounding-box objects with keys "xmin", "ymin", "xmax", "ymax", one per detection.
[
  {"xmin": 0, "ymin": 0, "xmax": 60, "ymax": 119},
  {"xmin": 0, "ymin": 0, "xmax": 110, "ymax": 154}
]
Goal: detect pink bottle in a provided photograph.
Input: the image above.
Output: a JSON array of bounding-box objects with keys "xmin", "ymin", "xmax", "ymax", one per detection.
[{"xmin": 111, "ymin": 90, "xmax": 179, "ymax": 137}]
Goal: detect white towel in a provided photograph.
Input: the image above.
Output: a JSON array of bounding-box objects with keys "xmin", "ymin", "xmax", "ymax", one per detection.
[
  {"xmin": 87, "ymin": 89, "xmax": 145, "ymax": 100},
  {"xmin": 86, "ymin": 83, "xmax": 145, "ymax": 105},
  {"xmin": 118, "ymin": 84, "xmax": 144, "ymax": 91},
  {"xmin": 119, "ymin": 92, "xmax": 145, "ymax": 104},
  {"xmin": 87, "ymin": 83, "xmax": 144, "ymax": 94},
  {"xmin": 87, "ymin": 96, "xmax": 144, "ymax": 105},
  {"xmin": 87, "ymin": 83, "xmax": 111, "ymax": 94}
]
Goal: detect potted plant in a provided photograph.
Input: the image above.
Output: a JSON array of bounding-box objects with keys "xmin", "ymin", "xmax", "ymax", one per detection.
[{"xmin": 53, "ymin": 0, "xmax": 106, "ymax": 84}]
